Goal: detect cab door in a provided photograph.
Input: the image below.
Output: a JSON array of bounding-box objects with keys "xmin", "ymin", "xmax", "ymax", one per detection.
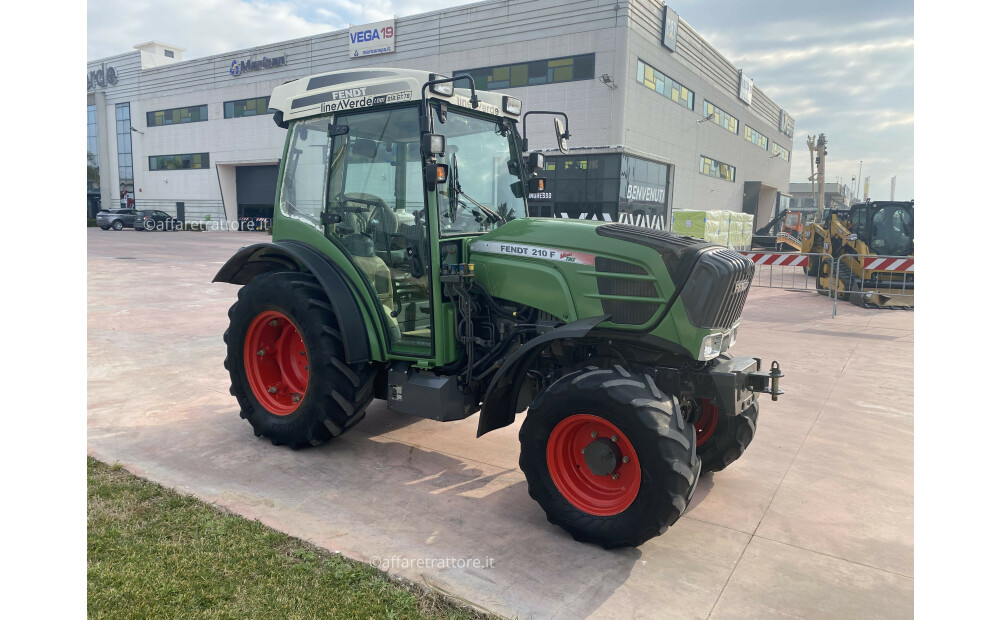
[{"xmin": 323, "ymin": 107, "xmax": 434, "ymax": 358}]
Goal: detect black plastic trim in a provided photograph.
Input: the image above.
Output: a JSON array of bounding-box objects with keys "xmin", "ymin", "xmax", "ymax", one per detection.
[
  {"xmin": 476, "ymin": 314, "xmax": 610, "ymax": 437},
  {"xmin": 213, "ymin": 241, "xmax": 376, "ymax": 364}
]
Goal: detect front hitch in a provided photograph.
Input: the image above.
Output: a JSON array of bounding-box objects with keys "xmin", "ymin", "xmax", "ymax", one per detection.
[{"xmin": 748, "ymin": 360, "xmax": 784, "ymax": 401}]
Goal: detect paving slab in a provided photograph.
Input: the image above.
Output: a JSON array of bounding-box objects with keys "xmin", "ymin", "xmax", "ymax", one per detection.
[{"xmin": 87, "ymin": 230, "xmax": 914, "ymax": 618}]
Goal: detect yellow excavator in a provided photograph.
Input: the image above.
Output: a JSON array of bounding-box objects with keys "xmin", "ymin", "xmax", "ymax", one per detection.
[{"xmin": 800, "ymin": 200, "xmax": 914, "ymax": 309}]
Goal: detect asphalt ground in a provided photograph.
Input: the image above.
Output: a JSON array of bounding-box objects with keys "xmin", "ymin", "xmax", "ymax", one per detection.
[{"xmin": 87, "ymin": 228, "xmax": 914, "ymax": 619}]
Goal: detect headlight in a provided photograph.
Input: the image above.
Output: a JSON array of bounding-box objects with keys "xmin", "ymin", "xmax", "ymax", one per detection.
[
  {"xmin": 502, "ymin": 96, "xmax": 522, "ymax": 115},
  {"xmin": 722, "ymin": 326, "xmax": 737, "ymax": 350},
  {"xmin": 429, "ymin": 74, "xmax": 454, "ymax": 96},
  {"xmin": 699, "ymin": 333, "xmax": 724, "ymax": 361}
]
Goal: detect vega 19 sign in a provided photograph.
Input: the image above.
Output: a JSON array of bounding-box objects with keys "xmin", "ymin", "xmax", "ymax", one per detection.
[{"xmin": 349, "ymin": 19, "xmax": 396, "ymax": 58}]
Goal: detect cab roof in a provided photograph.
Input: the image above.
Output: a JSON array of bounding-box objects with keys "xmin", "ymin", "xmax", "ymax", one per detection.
[{"xmin": 269, "ymin": 67, "xmax": 520, "ymax": 125}]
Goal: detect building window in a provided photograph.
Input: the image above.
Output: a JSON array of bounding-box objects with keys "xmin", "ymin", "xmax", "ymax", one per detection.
[
  {"xmin": 699, "ymin": 155, "xmax": 735, "ymax": 182},
  {"xmin": 703, "ymin": 100, "xmax": 738, "ymax": 134},
  {"xmin": 771, "ymin": 142, "xmax": 790, "ymax": 161},
  {"xmin": 455, "ymin": 54, "xmax": 595, "ymax": 90},
  {"xmin": 744, "ymin": 125, "xmax": 769, "ymax": 150},
  {"xmin": 164, "ymin": 50, "xmax": 174, "ymax": 58},
  {"xmin": 87, "ymin": 105, "xmax": 100, "ymax": 192},
  {"xmin": 116, "ymin": 103, "xmax": 135, "ymax": 206},
  {"xmin": 146, "ymin": 104, "xmax": 208, "ymax": 127},
  {"xmin": 636, "ymin": 59, "xmax": 694, "ymax": 111},
  {"xmin": 225, "ymin": 96, "xmax": 271, "ymax": 118},
  {"xmin": 149, "ymin": 153, "xmax": 211, "ymax": 171}
]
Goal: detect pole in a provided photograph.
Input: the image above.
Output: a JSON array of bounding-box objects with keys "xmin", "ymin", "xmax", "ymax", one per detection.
[
  {"xmin": 816, "ymin": 133, "xmax": 827, "ymax": 224},
  {"xmin": 857, "ymin": 160, "xmax": 863, "ymax": 199},
  {"xmin": 806, "ymin": 135, "xmax": 816, "ymax": 215}
]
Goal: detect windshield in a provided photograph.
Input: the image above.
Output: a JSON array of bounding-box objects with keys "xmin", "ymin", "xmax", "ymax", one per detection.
[
  {"xmin": 436, "ymin": 109, "xmax": 527, "ymax": 235},
  {"xmin": 870, "ymin": 205, "xmax": 913, "ymax": 256}
]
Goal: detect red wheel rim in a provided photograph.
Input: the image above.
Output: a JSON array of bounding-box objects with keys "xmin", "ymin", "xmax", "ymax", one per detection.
[
  {"xmin": 546, "ymin": 414, "xmax": 641, "ymax": 516},
  {"xmin": 243, "ymin": 311, "xmax": 309, "ymax": 416},
  {"xmin": 694, "ymin": 399, "xmax": 718, "ymax": 447}
]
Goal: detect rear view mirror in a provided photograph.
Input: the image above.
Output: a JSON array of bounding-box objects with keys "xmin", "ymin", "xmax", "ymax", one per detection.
[
  {"xmin": 351, "ymin": 138, "xmax": 379, "ymax": 158},
  {"xmin": 553, "ymin": 118, "xmax": 569, "ymax": 154},
  {"xmin": 328, "ymin": 124, "xmax": 350, "ymax": 137}
]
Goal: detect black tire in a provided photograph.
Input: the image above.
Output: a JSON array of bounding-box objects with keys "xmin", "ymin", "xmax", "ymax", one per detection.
[
  {"xmin": 99, "ymin": 225, "xmax": 110, "ymax": 230},
  {"xmin": 696, "ymin": 402, "xmax": 758, "ymax": 473},
  {"xmin": 519, "ymin": 366, "xmax": 700, "ymax": 549},
  {"xmin": 111, "ymin": 220, "xmax": 124, "ymax": 231},
  {"xmin": 143, "ymin": 219, "xmax": 156, "ymax": 231},
  {"xmin": 805, "ymin": 255, "xmax": 819, "ymax": 277},
  {"xmin": 224, "ymin": 271, "xmax": 377, "ymax": 449}
]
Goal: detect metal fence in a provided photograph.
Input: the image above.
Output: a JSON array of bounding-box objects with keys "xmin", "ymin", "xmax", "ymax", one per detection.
[
  {"xmin": 740, "ymin": 251, "xmax": 831, "ymax": 292},
  {"xmin": 830, "ymin": 254, "xmax": 914, "ymax": 317},
  {"xmin": 737, "ymin": 251, "xmax": 914, "ymax": 318}
]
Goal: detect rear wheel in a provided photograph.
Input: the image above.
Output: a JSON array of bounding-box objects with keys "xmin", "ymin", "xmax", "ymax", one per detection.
[
  {"xmin": 695, "ymin": 399, "xmax": 759, "ymax": 472},
  {"xmin": 224, "ymin": 271, "xmax": 376, "ymax": 448},
  {"xmin": 519, "ymin": 366, "xmax": 700, "ymax": 548}
]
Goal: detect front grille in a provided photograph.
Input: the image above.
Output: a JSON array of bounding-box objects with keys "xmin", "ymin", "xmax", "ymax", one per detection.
[
  {"xmin": 596, "ymin": 223, "xmax": 753, "ymax": 331},
  {"xmin": 680, "ymin": 248, "xmax": 754, "ymax": 329},
  {"xmin": 595, "ymin": 257, "xmax": 658, "ymax": 325}
]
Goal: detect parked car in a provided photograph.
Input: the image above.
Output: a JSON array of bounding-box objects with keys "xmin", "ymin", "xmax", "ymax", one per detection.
[
  {"xmin": 96, "ymin": 208, "xmax": 139, "ymax": 231},
  {"xmin": 134, "ymin": 210, "xmax": 181, "ymax": 231}
]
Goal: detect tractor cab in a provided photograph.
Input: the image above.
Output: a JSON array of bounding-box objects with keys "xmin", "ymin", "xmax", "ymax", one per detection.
[{"xmin": 846, "ymin": 201, "xmax": 914, "ymax": 257}]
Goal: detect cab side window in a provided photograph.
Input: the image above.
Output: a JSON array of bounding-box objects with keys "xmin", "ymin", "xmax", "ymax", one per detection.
[{"xmin": 278, "ymin": 119, "xmax": 329, "ymax": 230}]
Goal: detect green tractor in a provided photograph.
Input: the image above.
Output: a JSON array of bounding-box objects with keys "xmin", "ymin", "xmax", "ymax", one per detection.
[{"xmin": 215, "ymin": 69, "xmax": 783, "ymax": 548}]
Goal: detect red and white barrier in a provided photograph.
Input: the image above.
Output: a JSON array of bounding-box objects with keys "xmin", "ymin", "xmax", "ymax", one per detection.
[
  {"xmin": 862, "ymin": 257, "xmax": 914, "ymax": 272},
  {"xmin": 740, "ymin": 252, "xmax": 810, "ymax": 267}
]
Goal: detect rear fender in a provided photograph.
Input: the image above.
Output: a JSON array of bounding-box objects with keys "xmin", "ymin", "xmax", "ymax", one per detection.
[
  {"xmin": 213, "ymin": 240, "xmax": 380, "ymax": 364},
  {"xmin": 476, "ymin": 314, "xmax": 609, "ymax": 437}
]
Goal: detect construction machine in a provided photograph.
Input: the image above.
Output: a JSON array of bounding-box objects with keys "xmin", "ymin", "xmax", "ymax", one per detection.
[
  {"xmin": 800, "ymin": 200, "xmax": 914, "ymax": 308},
  {"xmin": 751, "ymin": 208, "xmax": 802, "ymax": 252},
  {"xmin": 213, "ymin": 68, "xmax": 783, "ymax": 549}
]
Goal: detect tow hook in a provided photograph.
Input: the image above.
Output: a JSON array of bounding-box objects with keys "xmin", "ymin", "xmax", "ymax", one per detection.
[{"xmin": 748, "ymin": 360, "xmax": 785, "ymax": 401}]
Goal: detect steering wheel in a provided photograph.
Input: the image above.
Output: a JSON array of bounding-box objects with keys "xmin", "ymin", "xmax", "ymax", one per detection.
[{"xmin": 343, "ymin": 193, "xmax": 398, "ymax": 235}]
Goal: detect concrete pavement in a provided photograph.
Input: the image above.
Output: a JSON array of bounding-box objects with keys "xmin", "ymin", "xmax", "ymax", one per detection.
[{"xmin": 87, "ymin": 228, "xmax": 914, "ymax": 618}]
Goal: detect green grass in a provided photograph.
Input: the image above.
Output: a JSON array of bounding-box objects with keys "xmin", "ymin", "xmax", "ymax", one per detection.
[{"xmin": 87, "ymin": 457, "xmax": 493, "ymax": 619}]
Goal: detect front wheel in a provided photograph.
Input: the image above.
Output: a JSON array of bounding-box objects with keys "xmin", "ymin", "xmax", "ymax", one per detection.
[
  {"xmin": 111, "ymin": 220, "xmax": 124, "ymax": 231},
  {"xmin": 694, "ymin": 399, "xmax": 758, "ymax": 472},
  {"xmin": 519, "ymin": 366, "xmax": 700, "ymax": 548},
  {"xmin": 224, "ymin": 271, "xmax": 376, "ymax": 449}
]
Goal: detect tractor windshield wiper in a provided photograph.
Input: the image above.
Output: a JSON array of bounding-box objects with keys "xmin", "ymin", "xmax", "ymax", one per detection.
[{"xmin": 451, "ymin": 153, "xmax": 505, "ymax": 225}]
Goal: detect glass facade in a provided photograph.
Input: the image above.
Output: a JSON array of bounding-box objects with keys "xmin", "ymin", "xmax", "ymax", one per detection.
[
  {"xmin": 149, "ymin": 153, "xmax": 210, "ymax": 170},
  {"xmin": 699, "ymin": 155, "xmax": 735, "ymax": 182},
  {"xmin": 225, "ymin": 97, "xmax": 271, "ymax": 118},
  {"xmin": 87, "ymin": 105, "xmax": 99, "ymax": 191},
  {"xmin": 115, "ymin": 103, "xmax": 135, "ymax": 208},
  {"xmin": 703, "ymin": 100, "xmax": 738, "ymax": 134},
  {"xmin": 636, "ymin": 59, "xmax": 694, "ymax": 111},
  {"xmin": 744, "ymin": 125, "xmax": 769, "ymax": 150},
  {"xmin": 527, "ymin": 154, "xmax": 670, "ymax": 230},
  {"xmin": 147, "ymin": 104, "xmax": 208, "ymax": 127},
  {"xmin": 455, "ymin": 54, "xmax": 595, "ymax": 90}
]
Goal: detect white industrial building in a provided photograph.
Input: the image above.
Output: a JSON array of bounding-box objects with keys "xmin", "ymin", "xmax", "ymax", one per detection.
[{"xmin": 86, "ymin": 0, "xmax": 794, "ymax": 230}]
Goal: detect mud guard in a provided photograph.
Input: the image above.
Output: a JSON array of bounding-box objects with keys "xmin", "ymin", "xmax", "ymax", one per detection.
[
  {"xmin": 476, "ymin": 314, "xmax": 610, "ymax": 437},
  {"xmin": 213, "ymin": 240, "xmax": 375, "ymax": 364}
]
